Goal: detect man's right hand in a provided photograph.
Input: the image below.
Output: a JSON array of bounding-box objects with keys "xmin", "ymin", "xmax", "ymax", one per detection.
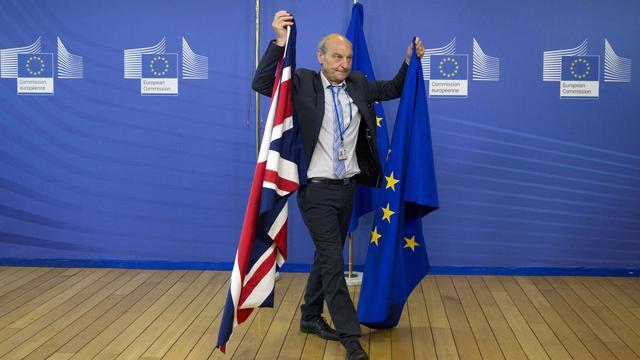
[{"xmin": 272, "ymin": 10, "xmax": 294, "ymax": 47}]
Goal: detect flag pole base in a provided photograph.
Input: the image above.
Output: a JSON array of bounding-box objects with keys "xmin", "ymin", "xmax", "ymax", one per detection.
[{"xmin": 344, "ymin": 271, "xmax": 363, "ymax": 286}]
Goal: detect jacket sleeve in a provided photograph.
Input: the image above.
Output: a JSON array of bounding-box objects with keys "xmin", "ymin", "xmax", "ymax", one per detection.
[
  {"xmin": 366, "ymin": 62, "xmax": 409, "ymax": 102},
  {"xmin": 251, "ymin": 40, "xmax": 285, "ymax": 97}
]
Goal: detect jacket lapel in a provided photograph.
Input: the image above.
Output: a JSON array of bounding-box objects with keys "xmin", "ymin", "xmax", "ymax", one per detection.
[
  {"xmin": 345, "ymin": 78, "xmax": 373, "ymax": 129},
  {"xmin": 312, "ymin": 72, "xmax": 325, "ymax": 142}
]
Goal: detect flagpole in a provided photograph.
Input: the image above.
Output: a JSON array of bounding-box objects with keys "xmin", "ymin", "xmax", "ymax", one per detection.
[
  {"xmin": 255, "ymin": 0, "xmax": 261, "ymax": 158},
  {"xmin": 345, "ymin": 233, "xmax": 362, "ymax": 286},
  {"xmin": 255, "ymin": 0, "xmax": 280, "ymax": 282},
  {"xmin": 348, "ymin": 233, "xmax": 353, "ymax": 276},
  {"xmin": 346, "ymin": 0, "xmax": 363, "ymax": 287}
]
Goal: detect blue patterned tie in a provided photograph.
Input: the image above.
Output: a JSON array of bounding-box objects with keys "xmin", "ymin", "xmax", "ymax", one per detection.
[{"xmin": 330, "ymin": 86, "xmax": 346, "ymax": 178}]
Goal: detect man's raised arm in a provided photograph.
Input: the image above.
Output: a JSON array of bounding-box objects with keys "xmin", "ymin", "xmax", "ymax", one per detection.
[{"xmin": 251, "ymin": 11, "xmax": 293, "ymax": 97}]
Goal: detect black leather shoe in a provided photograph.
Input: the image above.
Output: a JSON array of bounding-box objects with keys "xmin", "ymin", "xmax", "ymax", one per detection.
[
  {"xmin": 344, "ymin": 340, "xmax": 369, "ymax": 360},
  {"xmin": 300, "ymin": 317, "xmax": 339, "ymax": 341}
]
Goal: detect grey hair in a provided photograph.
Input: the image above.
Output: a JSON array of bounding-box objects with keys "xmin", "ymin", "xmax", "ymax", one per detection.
[{"xmin": 317, "ymin": 33, "xmax": 352, "ymax": 54}]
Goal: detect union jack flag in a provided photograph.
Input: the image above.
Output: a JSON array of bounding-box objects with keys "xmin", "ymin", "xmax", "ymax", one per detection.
[{"xmin": 216, "ymin": 24, "xmax": 304, "ymax": 352}]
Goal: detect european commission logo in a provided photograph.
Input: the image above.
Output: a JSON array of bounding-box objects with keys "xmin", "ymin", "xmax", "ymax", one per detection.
[
  {"xmin": 422, "ymin": 38, "xmax": 500, "ymax": 98},
  {"xmin": 17, "ymin": 53, "xmax": 54, "ymax": 95},
  {"xmin": 124, "ymin": 37, "xmax": 208, "ymax": 96},
  {"xmin": 141, "ymin": 54, "xmax": 179, "ymax": 95},
  {"xmin": 543, "ymin": 39, "xmax": 631, "ymax": 99},
  {"xmin": 561, "ymin": 55, "xmax": 600, "ymax": 99},
  {"xmin": 0, "ymin": 37, "xmax": 83, "ymax": 95}
]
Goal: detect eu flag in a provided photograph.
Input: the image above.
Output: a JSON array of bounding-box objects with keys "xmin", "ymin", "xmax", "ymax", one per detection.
[
  {"xmin": 561, "ymin": 56, "xmax": 599, "ymax": 81},
  {"xmin": 357, "ymin": 42, "xmax": 439, "ymax": 328},
  {"xmin": 429, "ymin": 54, "xmax": 468, "ymax": 80},
  {"xmin": 18, "ymin": 54, "xmax": 53, "ymax": 78},
  {"xmin": 141, "ymin": 54, "xmax": 178, "ymax": 78},
  {"xmin": 345, "ymin": 2, "xmax": 391, "ymax": 232}
]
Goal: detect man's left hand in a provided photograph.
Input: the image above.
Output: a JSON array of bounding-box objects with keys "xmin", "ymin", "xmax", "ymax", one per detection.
[{"xmin": 405, "ymin": 37, "xmax": 425, "ymax": 64}]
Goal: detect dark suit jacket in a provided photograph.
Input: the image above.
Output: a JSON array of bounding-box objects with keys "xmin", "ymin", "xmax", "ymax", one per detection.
[{"xmin": 252, "ymin": 41, "xmax": 408, "ymax": 187}]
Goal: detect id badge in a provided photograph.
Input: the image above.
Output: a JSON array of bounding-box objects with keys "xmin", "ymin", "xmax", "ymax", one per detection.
[{"xmin": 338, "ymin": 146, "xmax": 348, "ymax": 160}]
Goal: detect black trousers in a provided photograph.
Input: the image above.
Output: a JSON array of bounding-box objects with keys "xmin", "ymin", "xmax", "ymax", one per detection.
[{"xmin": 296, "ymin": 181, "xmax": 360, "ymax": 343}]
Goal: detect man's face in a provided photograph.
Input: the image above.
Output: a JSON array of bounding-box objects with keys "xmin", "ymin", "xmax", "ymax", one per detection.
[{"xmin": 318, "ymin": 37, "xmax": 353, "ymax": 84}]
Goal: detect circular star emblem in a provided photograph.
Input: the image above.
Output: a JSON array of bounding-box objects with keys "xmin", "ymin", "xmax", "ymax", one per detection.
[
  {"xmin": 25, "ymin": 56, "xmax": 45, "ymax": 76},
  {"xmin": 150, "ymin": 56, "xmax": 170, "ymax": 76},
  {"xmin": 438, "ymin": 57, "xmax": 460, "ymax": 78},
  {"xmin": 570, "ymin": 58, "xmax": 591, "ymax": 80}
]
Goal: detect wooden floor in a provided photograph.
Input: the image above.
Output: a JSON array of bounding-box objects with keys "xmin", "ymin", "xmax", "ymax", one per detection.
[{"xmin": 0, "ymin": 268, "xmax": 639, "ymax": 360}]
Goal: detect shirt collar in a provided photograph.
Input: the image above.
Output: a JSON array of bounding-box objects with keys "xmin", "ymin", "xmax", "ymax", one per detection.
[{"xmin": 320, "ymin": 70, "xmax": 346, "ymax": 90}]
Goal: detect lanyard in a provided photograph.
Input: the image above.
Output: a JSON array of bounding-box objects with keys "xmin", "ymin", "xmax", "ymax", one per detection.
[{"xmin": 329, "ymin": 85, "xmax": 352, "ymax": 143}]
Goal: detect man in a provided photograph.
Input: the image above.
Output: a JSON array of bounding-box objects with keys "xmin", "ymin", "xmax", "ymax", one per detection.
[{"xmin": 252, "ymin": 11, "xmax": 424, "ymax": 360}]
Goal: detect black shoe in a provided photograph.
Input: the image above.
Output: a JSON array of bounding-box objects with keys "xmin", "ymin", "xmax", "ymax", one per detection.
[
  {"xmin": 344, "ymin": 340, "xmax": 369, "ymax": 360},
  {"xmin": 300, "ymin": 317, "xmax": 340, "ymax": 341}
]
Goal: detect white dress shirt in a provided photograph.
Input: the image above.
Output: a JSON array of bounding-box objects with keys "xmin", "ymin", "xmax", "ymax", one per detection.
[{"xmin": 307, "ymin": 71, "xmax": 362, "ymax": 179}]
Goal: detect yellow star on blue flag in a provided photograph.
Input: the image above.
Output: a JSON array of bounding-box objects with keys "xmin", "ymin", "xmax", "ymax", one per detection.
[
  {"xmin": 381, "ymin": 203, "xmax": 395, "ymax": 223},
  {"xmin": 403, "ymin": 235, "xmax": 419, "ymax": 251},
  {"xmin": 371, "ymin": 227, "xmax": 382, "ymax": 246},
  {"xmin": 385, "ymin": 172, "xmax": 400, "ymax": 191}
]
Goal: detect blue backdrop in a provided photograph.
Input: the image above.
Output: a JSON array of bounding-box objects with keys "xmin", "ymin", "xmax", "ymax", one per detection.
[{"xmin": 1, "ymin": 0, "xmax": 639, "ymax": 272}]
